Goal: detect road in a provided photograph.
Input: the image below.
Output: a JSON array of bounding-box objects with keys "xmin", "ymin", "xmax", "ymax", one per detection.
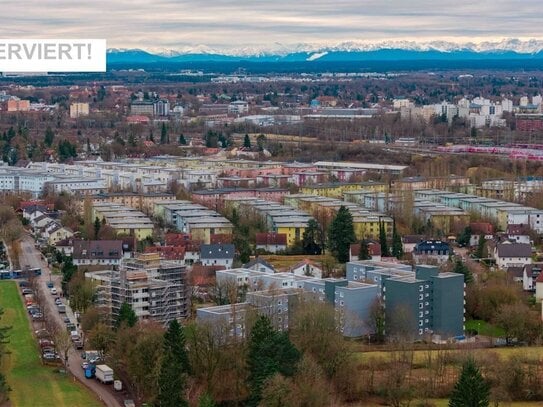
[{"xmin": 18, "ymin": 235, "xmax": 122, "ymax": 407}]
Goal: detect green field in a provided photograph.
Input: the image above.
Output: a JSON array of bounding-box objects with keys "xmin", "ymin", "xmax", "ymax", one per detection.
[
  {"xmin": 465, "ymin": 319, "xmax": 505, "ymax": 337},
  {"xmin": 0, "ymin": 281, "xmax": 101, "ymax": 407}
]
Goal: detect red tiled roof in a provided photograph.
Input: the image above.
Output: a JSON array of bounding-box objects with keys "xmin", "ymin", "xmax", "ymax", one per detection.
[
  {"xmin": 350, "ymin": 241, "xmax": 381, "ymax": 257},
  {"xmin": 256, "ymin": 232, "xmax": 287, "ymax": 246},
  {"xmin": 144, "ymin": 245, "xmax": 186, "ymax": 261},
  {"xmin": 470, "ymin": 222, "xmax": 494, "ymax": 235},
  {"xmin": 210, "ymin": 233, "xmax": 233, "ymax": 244}
]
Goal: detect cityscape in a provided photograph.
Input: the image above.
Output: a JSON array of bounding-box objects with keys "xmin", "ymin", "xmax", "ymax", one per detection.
[{"xmin": 1, "ymin": 2, "xmax": 543, "ymax": 407}]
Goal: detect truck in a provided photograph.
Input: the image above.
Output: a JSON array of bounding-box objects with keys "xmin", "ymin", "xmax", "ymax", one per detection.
[{"xmin": 95, "ymin": 364, "xmax": 114, "ymax": 384}]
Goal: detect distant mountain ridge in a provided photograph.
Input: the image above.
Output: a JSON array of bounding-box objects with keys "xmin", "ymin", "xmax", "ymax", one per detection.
[{"xmin": 107, "ymin": 39, "xmax": 543, "ymax": 64}]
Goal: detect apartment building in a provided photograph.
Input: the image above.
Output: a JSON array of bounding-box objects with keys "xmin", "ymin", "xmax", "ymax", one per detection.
[
  {"xmin": 86, "ymin": 254, "xmax": 190, "ymax": 326},
  {"xmin": 69, "ymin": 102, "xmax": 90, "ymax": 118}
]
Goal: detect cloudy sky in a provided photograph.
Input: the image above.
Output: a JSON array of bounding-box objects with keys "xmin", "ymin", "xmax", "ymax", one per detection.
[{"xmin": 2, "ymin": 0, "xmax": 542, "ymax": 52}]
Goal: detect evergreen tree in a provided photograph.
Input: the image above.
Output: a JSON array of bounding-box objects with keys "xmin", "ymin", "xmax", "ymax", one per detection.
[
  {"xmin": 243, "ymin": 134, "xmax": 252, "ymax": 148},
  {"xmin": 475, "ymin": 235, "xmax": 486, "ymax": 259},
  {"xmin": 161, "ymin": 123, "xmax": 168, "ymax": 144},
  {"xmin": 453, "ymin": 258, "xmax": 473, "ymax": 284},
  {"xmin": 449, "ymin": 358, "xmax": 490, "ymax": 407},
  {"xmin": 44, "ymin": 126, "xmax": 55, "ymax": 147},
  {"xmin": 457, "ymin": 226, "xmax": 472, "ymax": 247},
  {"xmin": 157, "ymin": 320, "xmax": 190, "ymax": 407},
  {"xmin": 197, "ymin": 393, "xmax": 216, "ymax": 407},
  {"xmin": 115, "ymin": 302, "xmax": 137, "ymax": 329},
  {"xmin": 86, "ymin": 137, "xmax": 91, "ymax": 152},
  {"xmin": 247, "ymin": 316, "xmax": 300, "ymax": 407},
  {"xmin": 149, "ymin": 130, "xmax": 155, "ymax": 143},
  {"xmin": 178, "ymin": 134, "xmax": 187, "ymax": 145},
  {"xmin": 128, "ymin": 133, "xmax": 137, "ymax": 147},
  {"xmin": 358, "ymin": 240, "xmax": 371, "ymax": 260},
  {"xmin": 302, "ymin": 219, "xmax": 322, "ymax": 255},
  {"xmin": 379, "ymin": 221, "xmax": 389, "ymax": 257},
  {"xmin": 327, "ymin": 206, "xmax": 356, "ymax": 263},
  {"xmin": 391, "ymin": 221, "xmax": 403, "ymax": 259},
  {"xmin": 93, "ymin": 217, "xmax": 101, "ymax": 239}
]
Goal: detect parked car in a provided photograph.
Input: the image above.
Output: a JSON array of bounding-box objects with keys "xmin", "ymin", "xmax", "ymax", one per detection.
[
  {"xmin": 63, "ymin": 317, "xmax": 71, "ymax": 324},
  {"xmin": 66, "ymin": 323, "xmax": 76, "ymax": 332},
  {"xmin": 73, "ymin": 339, "xmax": 84, "ymax": 349},
  {"xmin": 46, "ymin": 281, "xmax": 54, "ymax": 288},
  {"xmin": 35, "ymin": 329, "xmax": 50, "ymax": 339},
  {"xmin": 39, "ymin": 339, "xmax": 54, "ymax": 348},
  {"xmin": 54, "ymin": 298, "xmax": 62, "ymax": 305},
  {"xmin": 50, "ymin": 288, "xmax": 57, "ymax": 295},
  {"xmin": 41, "ymin": 347, "xmax": 55, "ymax": 355},
  {"xmin": 42, "ymin": 352, "xmax": 59, "ymax": 361},
  {"xmin": 32, "ymin": 313, "xmax": 43, "ymax": 320},
  {"xmin": 21, "ymin": 288, "xmax": 33, "ymax": 295}
]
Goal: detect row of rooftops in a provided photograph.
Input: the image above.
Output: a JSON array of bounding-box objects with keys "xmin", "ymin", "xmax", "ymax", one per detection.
[
  {"xmin": 93, "ymin": 202, "xmax": 154, "ymax": 229},
  {"xmin": 226, "ymin": 197, "xmax": 314, "ymax": 228},
  {"xmin": 285, "ymin": 194, "xmax": 393, "ymax": 221}
]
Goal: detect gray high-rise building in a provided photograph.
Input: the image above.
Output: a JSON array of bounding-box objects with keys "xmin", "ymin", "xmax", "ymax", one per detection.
[{"xmin": 382, "ymin": 265, "xmax": 464, "ymax": 339}]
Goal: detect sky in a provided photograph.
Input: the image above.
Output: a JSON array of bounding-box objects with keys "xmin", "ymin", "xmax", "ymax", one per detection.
[{"xmin": 2, "ymin": 0, "xmax": 543, "ymax": 53}]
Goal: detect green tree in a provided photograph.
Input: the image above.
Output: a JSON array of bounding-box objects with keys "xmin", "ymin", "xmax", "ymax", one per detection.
[
  {"xmin": 379, "ymin": 221, "xmax": 389, "ymax": 257},
  {"xmin": 178, "ymin": 134, "xmax": 187, "ymax": 145},
  {"xmin": 358, "ymin": 240, "xmax": 371, "ymax": 260},
  {"xmin": 302, "ymin": 219, "xmax": 322, "ymax": 255},
  {"xmin": 157, "ymin": 320, "xmax": 190, "ymax": 407},
  {"xmin": 449, "ymin": 358, "xmax": 490, "ymax": 407},
  {"xmin": 161, "ymin": 123, "xmax": 169, "ymax": 144},
  {"xmin": 453, "ymin": 258, "xmax": 473, "ymax": 284},
  {"xmin": 475, "ymin": 235, "xmax": 486, "ymax": 259},
  {"xmin": 243, "ymin": 134, "xmax": 252, "ymax": 148},
  {"xmin": 256, "ymin": 134, "xmax": 267, "ymax": 151},
  {"xmin": 391, "ymin": 221, "xmax": 403, "ymax": 259},
  {"xmin": 93, "ymin": 216, "xmax": 101, "ymax": 239},
  {"xmin": 247, "ymin": 316, "xmax": 300, "ymax": 407},
  {"xmin": 115, "ymin": 302, "xmax": 137, "ymax": 329},
  {"xmin": 327, "ymin": 206, "xmax": 356, "ymax": 263},
  {"xmin": 457, "ymin": 226, "xmax": 472, "ymax": 247},
  {"xmin": 44, "ymin": 126, "xmax": 55, "ymax": 147},
  {"xmin": 197, "ymin": 393, "xmax": 216, "ymax": 407}
]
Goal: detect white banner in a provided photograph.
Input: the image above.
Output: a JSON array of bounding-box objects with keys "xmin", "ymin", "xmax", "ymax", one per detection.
[{"xmin": 0, "ymin": 39, "xmax": 106, "ymax": 72}]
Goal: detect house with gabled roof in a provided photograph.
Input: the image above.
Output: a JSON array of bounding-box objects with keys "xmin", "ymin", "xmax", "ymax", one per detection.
[
  {"xmin": 494, "ymin": 242, "xmax": 532, "ymax": 269},
  {"xmin": 243, "ymin": 257, "xmax": 275, "ymax": 274},
  {"xmin": 200, "ymin": 244, "xmax": 235, "ymax": 268},
  {"xmin": 255, "ymin": 232, "xmax": 287, "ymax": 253},
  {"xmin": 73, "ymin": 240, "xmax": 124, "ymax": 268}
]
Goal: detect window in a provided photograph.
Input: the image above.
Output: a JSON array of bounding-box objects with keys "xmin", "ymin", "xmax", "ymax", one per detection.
[
  {"xmin": 419, "ymin": 294, "xmax": 423, "ymax": 300},
  {"xmin": 419, "ymin": 311, "xmax": 423, "ymax": 318},
  {"xmin": 419, "ymin": 303, "xmax": 423, "ymax": 309},
  {"xmin": 419, "ymin": 320, "xmax": 423, "ymax": 326},
  {"xmin": 419, "ymin": 285, "xmax": 424, "ymax": 292}
]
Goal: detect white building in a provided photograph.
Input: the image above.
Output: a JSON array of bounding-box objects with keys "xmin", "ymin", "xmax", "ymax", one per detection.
[{"xmin": 70, "ymin": 102, "xmax": 90, "ymax": 118}]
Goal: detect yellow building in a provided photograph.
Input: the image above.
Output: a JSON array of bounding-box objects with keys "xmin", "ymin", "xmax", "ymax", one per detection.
[
  {"xmin": 92, "ymin": 203, "xmax": 154, "ymax": 241},
  {"xmin": 81, "ymin": 193, "xmax": 175, "ymax": 215},
  {"xmin": 300, "ymin": 181, "xmax": 387, "ymax": 199},
  {"xmin": 189, "ymin": 224, "xmax": 234, "ymax": 244},
  {"xmin": 276, "ymin": 224, "xmax": 307, "ymax": 247}
]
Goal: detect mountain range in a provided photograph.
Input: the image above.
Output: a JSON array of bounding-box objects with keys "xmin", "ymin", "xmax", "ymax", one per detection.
[{"xmin": 107, "ymin": 39, "xmax": 543, "ymax": 64}]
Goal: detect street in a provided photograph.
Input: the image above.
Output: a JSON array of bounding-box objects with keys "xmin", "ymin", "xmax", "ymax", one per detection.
[{"xmin": 18, "ymin": 235, "xmax": 122, "ymax": 407}]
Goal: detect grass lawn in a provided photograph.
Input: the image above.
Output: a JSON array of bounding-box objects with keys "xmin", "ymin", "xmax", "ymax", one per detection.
[
  {"xmin": 465, "ymin": 319, "xmax": 505, "ymax": 337},
  {"xmin": 0, "ymin": 281, "xmax": 101, "ymax": 407}
]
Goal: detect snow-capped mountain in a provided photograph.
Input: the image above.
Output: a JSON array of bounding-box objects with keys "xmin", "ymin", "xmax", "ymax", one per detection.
[{"xmin": 106, "ymin": 38, "xmax": 543, "ymax": 64}]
